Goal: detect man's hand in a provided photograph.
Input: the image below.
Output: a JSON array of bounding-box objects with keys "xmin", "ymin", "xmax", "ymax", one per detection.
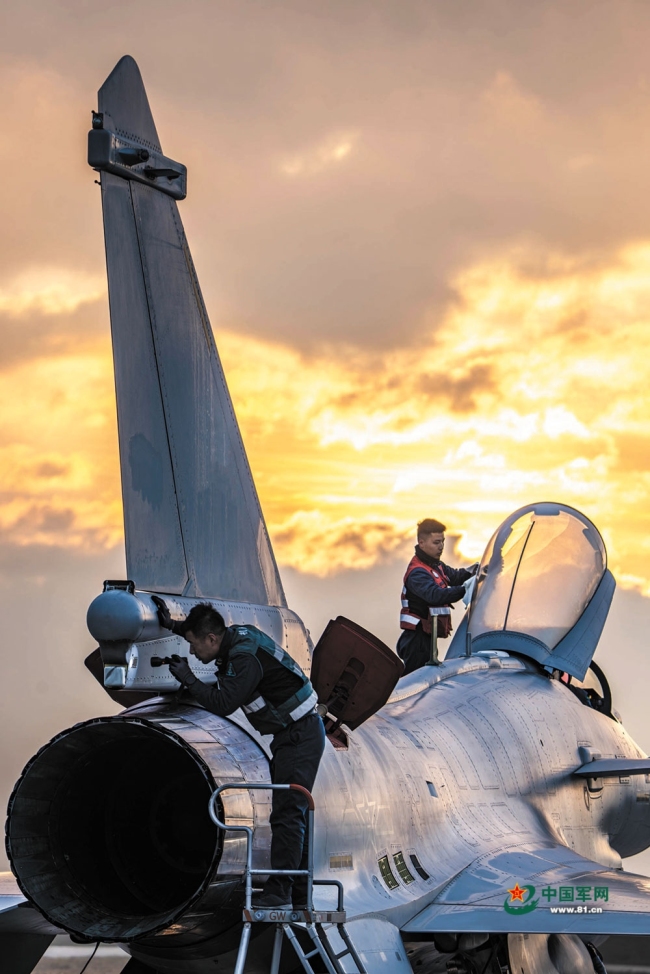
[
  {"xmin": 168, "ymin": 654, "xmax": 197, "ymax": 687},
  {"xmin": 467, "ymin": 563, "xmax": 480, "ymax": 576},
  {"xmin": 462, "ymin": 574, "xmax": 476, "ymax": 607},
  {"xmin": 151, "ymin": 595, "xmax": 173, "ymax": 630}
]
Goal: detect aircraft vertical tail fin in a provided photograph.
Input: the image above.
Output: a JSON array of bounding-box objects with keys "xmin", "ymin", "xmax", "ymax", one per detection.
[{"xmin": 95, "ymin": 56, "xmax": 285, "ymax": 605}]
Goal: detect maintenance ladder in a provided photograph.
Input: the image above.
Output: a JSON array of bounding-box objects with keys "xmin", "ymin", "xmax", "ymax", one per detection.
[{"xmin": 209, "ymin": 783, "xmax": 367, "ymax": 974}]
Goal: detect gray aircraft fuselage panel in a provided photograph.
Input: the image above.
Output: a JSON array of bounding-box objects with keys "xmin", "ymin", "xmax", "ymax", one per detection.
[{"xmin": 8, "ymin": 652, "xmax": 650, "ymax": 969}]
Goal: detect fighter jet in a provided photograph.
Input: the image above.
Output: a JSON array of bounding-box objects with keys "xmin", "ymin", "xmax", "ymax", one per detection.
[{"xmin": 2, "ymin": 56, "xmax": 650, "ymax": 974}]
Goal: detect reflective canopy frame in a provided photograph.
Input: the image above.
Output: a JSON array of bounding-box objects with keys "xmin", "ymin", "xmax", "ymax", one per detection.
[{"xmin": 448, "ymin": 503, "xmax": 615, "ymax": 680}]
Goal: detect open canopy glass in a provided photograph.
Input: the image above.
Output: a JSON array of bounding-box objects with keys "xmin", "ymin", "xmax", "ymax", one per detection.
[{"xmin": 468, "ymin": 503, "xmax": 606, "ymax": 651}]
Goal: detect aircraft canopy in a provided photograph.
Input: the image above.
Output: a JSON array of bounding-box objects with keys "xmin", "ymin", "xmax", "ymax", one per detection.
[{"xmin": 468, "ymin": 503, "xmax": 606, "ymax": 651}]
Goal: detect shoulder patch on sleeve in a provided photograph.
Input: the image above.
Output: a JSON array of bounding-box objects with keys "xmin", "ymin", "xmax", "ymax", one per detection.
[{"xmin": 237, "ymin": 627, "xmax": 249, "ymax": 635}]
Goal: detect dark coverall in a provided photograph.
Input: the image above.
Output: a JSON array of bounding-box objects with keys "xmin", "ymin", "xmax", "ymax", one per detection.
[
  {"xmin": 397, "ymin": 559, "xmax": 473, "ymax": 675},
  {"xmin": 181, "ymin": 626, "xmax": 326, "ymax": 905}
]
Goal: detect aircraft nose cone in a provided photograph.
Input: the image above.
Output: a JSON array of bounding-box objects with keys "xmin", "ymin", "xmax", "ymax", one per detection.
[{"xmin": 87, "ymin": 589, "xmax": 145, "ymax": 642}]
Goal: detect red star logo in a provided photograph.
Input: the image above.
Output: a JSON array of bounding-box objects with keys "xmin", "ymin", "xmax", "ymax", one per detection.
[{"xmin": 508, "ymin": 884, "xmax": 526, "ymax": 902}]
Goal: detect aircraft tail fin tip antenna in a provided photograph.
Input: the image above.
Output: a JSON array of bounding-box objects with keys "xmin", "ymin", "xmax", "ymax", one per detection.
[{"xmin": 98, "ymin": 55, "xmax": 161, "ymax": 150}]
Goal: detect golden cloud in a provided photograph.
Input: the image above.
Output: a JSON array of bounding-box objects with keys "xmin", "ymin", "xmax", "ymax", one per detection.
[
  {"xmin": 0, "ymin": 347, "xmax": 122, "ymax": 549},
  {"xmin": 4, "ymin": 241, "xmax": 650, "ymax": 585},
  {"xmin": 0, "ymin": 268, "xmax": 106, "ymax": 317},
  {"xmin": 279, "ymin": 132, "xmax": 358, "ymax": 177},
  {"xmin": 221, "ymin": 241, "xmax": 650, "ymax": 578},
  {"xmin": 270, "ymin": 512, "xmax": 412, "ymax": 576}
]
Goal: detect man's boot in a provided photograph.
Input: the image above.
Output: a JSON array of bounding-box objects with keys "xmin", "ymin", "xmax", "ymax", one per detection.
[{"xmin": 251, "ymin": 877, "xmax": 292, "ymax": 910}]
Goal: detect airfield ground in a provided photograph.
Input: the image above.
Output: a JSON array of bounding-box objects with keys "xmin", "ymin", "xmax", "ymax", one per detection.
[
  {"xmin": 34, "ymin": 941, "xmax": 127, "ymax": 973},
  {"xmin": 32, "ymin": 935, "xmax": 650, "ymax": 973},
  {"xmin": 35, "ymin": 961, "xmax": 126, "ymax": 974}
]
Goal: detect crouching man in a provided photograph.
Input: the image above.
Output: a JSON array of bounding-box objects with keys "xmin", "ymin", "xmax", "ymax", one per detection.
[{"xmin": 152, "ymin": 598, "xmax": 325, "ymax": 911}]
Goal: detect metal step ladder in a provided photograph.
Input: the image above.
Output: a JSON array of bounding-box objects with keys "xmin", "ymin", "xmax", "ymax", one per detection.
[{"xmin": 209, "ymin": 783, "xmax": 367, "ymax": 974}]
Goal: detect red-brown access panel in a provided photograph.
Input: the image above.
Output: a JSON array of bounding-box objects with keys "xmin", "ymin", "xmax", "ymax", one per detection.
[{"xmin": 311, "ymin": 616, "xmax": 404, "ymax": 731}]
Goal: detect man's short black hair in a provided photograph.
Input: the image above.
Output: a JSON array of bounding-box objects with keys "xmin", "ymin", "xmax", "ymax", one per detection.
[
  {"xmin": 417, "ymin": 518, "xmax": 446, "ymax": 540},
  {"xmin": 181, "ymin": 603, "xmax": 226, "ymax": 638}
]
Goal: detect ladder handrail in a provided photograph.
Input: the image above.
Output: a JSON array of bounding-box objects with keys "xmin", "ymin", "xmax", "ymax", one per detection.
[
  {"xmin": 208, "ymin": 782, "xmax": 316, "ymax": 911},
  {"xmin": 314, "ymin": 879, "xmax": 344, "ymax": 913},
  {"xmin": 208, "ymin": 783, "xmax": 363, "ymax": 974}
]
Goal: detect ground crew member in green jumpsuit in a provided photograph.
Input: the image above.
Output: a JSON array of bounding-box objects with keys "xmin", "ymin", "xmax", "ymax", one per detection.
[{"xmin": 153, "ymin": 599, "xmax": 325, "ymax": 910}]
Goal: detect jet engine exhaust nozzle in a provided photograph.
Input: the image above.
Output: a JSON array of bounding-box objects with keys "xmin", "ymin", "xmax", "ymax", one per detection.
[{"xmin": 5, "ymin": 711, "xmax": 269, "ymax": 942}]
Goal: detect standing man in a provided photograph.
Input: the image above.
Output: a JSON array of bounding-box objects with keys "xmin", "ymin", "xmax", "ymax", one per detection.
[
  {"xmin": 397, "ymin": 518, "xmax": 477, "ymax": 675},
  {"xmin": 152, "ymin": 598, "xmax": 325, "ymax": 911}
]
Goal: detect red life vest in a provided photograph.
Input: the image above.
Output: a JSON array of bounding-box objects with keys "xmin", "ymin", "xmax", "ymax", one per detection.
[{"xmin": 400, "ymin": 555, "xmax": 453, "ymax": 638}]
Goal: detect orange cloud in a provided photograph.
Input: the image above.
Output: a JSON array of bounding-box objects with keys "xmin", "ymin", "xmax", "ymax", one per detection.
[
  {"xmin": 270, "ymin": 512, "xmax": 410, "ymax": 576},
  {"xmin": 0, "ymin": 268, "xmax": 106, "ymax": 317},
  {"xmin": 221, "ymin": 242, "xmax": 650, "ymax": 578},
  {"xmin": 4, "ymin": 241, "xmax": 650, "ymax": 585},
  {"xmin": 279, "ymin": 132, "xmax": 358, "ymax": 177},
  {"xmin": 0, "ymin": 347, "xmax": 122, "ymax": 549}
]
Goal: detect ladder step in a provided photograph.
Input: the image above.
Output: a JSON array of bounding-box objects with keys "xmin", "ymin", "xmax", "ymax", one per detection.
[{"xmin": 321, "ymin": 924, "xmax": 367, "ymax": 974}]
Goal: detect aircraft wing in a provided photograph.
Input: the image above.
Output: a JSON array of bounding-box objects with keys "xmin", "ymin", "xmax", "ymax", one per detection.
[
  {"xmin": 0, "ymin": 872, "xmax": 62, "ymax": 934},
  {"xmin": 401, "ymin": 841, "xmax": 650, "ymax": 936},
  {"xmin": 0, "ymin": 871, "xmax": 25, "ymax": 916},
  {"xmin": 0, "ymin": 872, "xmax": 60, "ymax": 974},
  {"xmin": 574, "ymin": 757, "xmax": 650, "ymax": 777}
]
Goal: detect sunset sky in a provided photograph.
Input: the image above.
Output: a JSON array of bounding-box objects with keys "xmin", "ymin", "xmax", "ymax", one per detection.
[{"xmin": 4, "ymin": 0, "xmax": 650, "ymax": 870}]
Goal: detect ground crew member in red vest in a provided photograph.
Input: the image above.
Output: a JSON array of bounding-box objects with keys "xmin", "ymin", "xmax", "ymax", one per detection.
[{"xmin": 397, "ymin": 518, "xmax": 478, "ymax": 675}]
